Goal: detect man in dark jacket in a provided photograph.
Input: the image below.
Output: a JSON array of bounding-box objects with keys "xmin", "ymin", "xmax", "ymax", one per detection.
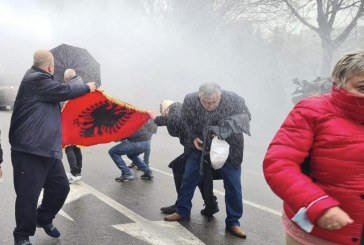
[
  {"xmin": 164, "ymin": 82, "xmax": 251, "ymax": 239},
  {"xmin": 153, "ymin": 100, "xmax": 220, "ymax": 216},
  {"xmin": 109, "ymin": 119, "xmax": 157, "ymax": 181},
  {"xmin": 9, "ymin": 49, "xmax": 96, "ymax": 245}
]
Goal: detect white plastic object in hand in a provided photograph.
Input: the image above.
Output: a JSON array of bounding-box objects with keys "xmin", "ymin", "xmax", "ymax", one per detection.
[{"xmin": 210, "ymin": 136, "xmax": 230, "ymax": 170}]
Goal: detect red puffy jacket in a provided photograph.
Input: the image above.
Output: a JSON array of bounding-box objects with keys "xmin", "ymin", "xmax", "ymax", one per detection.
[{"xmin": 263, "ymin": 87, "xmax": 364, "ymax": 245}]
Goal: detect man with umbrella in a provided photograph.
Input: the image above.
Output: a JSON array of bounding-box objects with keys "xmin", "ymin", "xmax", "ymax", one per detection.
[
  {"xmin": 63, "ymin": 69, "xmax": 84, "ymax": 184},
  {"xmin": 9, "ymin": 49, "xmax": 96, "ymax": 245}
]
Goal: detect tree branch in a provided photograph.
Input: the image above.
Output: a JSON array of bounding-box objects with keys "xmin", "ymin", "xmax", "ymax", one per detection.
[
  {"xmin": 333, "ymin": 1, "xmax": 364, "ymax": 47},
  {"xmin": 282, "ymin": 0, "xmax": 319, "ymax": 31}
]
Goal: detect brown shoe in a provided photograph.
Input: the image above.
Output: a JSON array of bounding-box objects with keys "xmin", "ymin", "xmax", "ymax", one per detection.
[
  {"xmin": 226, "ymin": 226, "xmax": 247, "ymax": 238},
  {"xmin": 164, "ymin": 212, "xmax": 189, "ymax": 221}
]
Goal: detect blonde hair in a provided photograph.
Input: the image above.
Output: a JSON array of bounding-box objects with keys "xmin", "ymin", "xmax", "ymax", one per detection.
[
  {"xmin": 160, "ymin": 99, "xmax": 174, "ymax": 115},
  {"xmin": 331, "ymin": 50, "xmax": 364, "ymax": 88}
]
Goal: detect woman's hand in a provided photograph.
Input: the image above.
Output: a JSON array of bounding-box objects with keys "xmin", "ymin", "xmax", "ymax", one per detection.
[{"xmin": 316, "ymin": 206, "xmax": 354, "ymax": 230}]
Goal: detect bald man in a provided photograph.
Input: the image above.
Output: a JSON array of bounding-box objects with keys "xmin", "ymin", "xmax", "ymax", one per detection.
[
  {"xmin": 64, "ymin": 68, "xmax": 76, "ymax": 82},
  {"xmin": 9, "ymin": 50, "xmax": 96, "ymax": 245}
]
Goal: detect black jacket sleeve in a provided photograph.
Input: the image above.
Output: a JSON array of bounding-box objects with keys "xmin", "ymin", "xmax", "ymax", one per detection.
[
  {"xmin": 36, "ymin": 76, "xmax": 89, "ymax": 103},
  {"xmin": 154, "ymin": 116, "xmax": 168, "ymax": 126}
]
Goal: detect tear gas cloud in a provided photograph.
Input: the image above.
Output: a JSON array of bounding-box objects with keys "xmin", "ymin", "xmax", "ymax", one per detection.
[{"xmin": 0, "ymin": 0, "xmax": 328, "ymax": 147}]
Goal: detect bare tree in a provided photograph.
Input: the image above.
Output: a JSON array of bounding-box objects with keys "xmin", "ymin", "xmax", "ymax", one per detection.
[
  {"xmin": 139, "ymin": 0, "xmax": 251, "ymax": 35},
  {"xmin": 248, "ymin": 0, "xmax": 364, "ymax": 75}
]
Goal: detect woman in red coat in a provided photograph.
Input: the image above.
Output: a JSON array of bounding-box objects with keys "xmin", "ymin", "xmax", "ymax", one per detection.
[{"xmin": 263, "ymin": 50, "xmax": 364, "ymax": 245}]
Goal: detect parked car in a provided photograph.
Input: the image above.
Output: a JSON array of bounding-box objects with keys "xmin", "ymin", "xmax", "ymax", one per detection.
[{"xmin": 0, "ymin": 86, "xmax": 18, "ymax": 110}]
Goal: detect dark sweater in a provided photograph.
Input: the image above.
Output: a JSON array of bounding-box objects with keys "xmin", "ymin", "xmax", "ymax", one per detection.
[
  {"xmin": 181, "ymin": 90, "xmax": 251, "ymax": 166},
  {"xmin": 154, "ymin": 102, "xmax": 187, "ymax": 147}
]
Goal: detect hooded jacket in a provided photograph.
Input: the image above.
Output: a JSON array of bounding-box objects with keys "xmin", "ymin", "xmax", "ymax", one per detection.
[
  {"xmin": 263, "ymin": 87, "xmax": 364, "ymax": 245},
  {"xmin": 9, "ymin": 66, "xmax": 90, "ymax": 159}
]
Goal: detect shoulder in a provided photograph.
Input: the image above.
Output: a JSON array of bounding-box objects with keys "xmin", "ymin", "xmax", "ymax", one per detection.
[
  {"xmin": 68, "ymin": 76, "xmax": 84, "ymax": 84},
  {"xmin": 221, "ymin": 91, "xmax": 246, "ymax": 108},
  {"xmin": 24, "ymin": 68, "xmax": 52, "ymax": 82},
  {"xmin": 169, "ymin": 102, "xmax": 182, "ymax": 113},
  {"xmin": 287, "ymin": 94, "xmax": 333, "ymax": 125},
  {"xmin": 183, "ymin": 92, "xmax": 198, "ymax": 103},
  {"xmin": 294, "ymin": 94, "xmax": 331, "ymax": 112},
  {"xmin": 222, "ymin": 91, "xmax": 244, "ymax": 101}
]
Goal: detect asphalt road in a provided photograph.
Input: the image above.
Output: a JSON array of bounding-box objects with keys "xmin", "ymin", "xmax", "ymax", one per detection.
[{"xmin": 0, "ymin": 110, "xmax": 284, "ymax": 245}]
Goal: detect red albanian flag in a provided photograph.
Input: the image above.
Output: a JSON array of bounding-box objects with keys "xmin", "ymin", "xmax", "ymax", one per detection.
[{"xmin": 62, "ymin": 90, "xmax": 150, "ymax": 147}]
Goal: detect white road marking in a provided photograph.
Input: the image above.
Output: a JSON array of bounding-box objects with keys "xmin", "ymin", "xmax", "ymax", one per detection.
[
  {"xmin": 61, "ymin": 182, "xmax": 205, "ymax": 245},
  {"xmin": 151, "ymin": 167, "xmax": 282, "ymax": 216}
]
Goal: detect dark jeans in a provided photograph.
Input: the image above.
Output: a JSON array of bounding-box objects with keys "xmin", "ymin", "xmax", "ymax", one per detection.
[
  {"xmin": 11, "ymin": 151, "xmax": 70, "ymax": 241},
  {"xmin": 176, "ymin": 150, "xmax": 242, "ymax": 228},
  {"xmin": 169, "ymin": 153, "xmax": 219, "ymax": 209},
  {"xmin": 65, "ymin": 145, "xmax": 82, "ymax": 176}
]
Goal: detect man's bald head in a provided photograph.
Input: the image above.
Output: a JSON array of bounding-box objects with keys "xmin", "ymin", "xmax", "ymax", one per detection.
[
  {"xmin": 33, "ymin": 50, "xmax": 55, "ymax": 75},
  {"xmin": 64, "ymin": 69, "xmax": 77, "ymax": 82}
]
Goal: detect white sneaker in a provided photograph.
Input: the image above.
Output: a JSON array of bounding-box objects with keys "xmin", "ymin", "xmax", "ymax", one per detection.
[{"xmin": 67, "ymin": 173, "xmax": 82, "ymax": 184}]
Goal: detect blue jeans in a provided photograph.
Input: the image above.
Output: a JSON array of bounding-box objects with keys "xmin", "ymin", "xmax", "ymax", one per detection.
[
  {"xmin": 176, "ymin": 150, "xmax": 242, "ymax": 228},
  {"xmin": 143, "ymin": 142, "xmax": 151, "ymax": 165},
  {"xmin": 108, "ymin": 140, "xmax": 152, "ymax": 176}
]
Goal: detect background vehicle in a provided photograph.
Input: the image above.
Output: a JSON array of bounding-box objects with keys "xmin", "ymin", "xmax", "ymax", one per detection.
[{"xmin": 0, "ymin": 86, "xmax": 18, "ymax": 110}]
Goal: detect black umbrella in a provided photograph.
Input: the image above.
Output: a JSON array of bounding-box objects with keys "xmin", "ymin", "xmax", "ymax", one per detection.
[{"xmin": 50, "ymin": 44, "xmax": 101, "ymax": 87}]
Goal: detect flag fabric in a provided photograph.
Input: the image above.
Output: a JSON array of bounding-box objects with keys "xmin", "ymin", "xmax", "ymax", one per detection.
[{"xmin": 62, "ymin": 90, "xmax": 150, "ymax": 147}]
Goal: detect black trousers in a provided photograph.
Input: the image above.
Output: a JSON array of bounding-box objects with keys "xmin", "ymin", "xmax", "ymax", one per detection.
[
  {"xmin": 169, "ymin": 153, "xmax": 220, "ymax": 209},
  {"xmin": 11, "ymin": 151, "xmax": 70, "ymax": 240},
  {"xmin": 65, "ymin": 145, "xmax": 83, "ymax": 176}
]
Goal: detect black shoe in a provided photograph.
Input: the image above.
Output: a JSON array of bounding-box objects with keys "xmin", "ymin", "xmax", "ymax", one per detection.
[
  {"xmin": 201, "ymin": 203, "xmax": 219, "ymax": 216},
  {"xmin": 14, "ymin": 239, "xmax": 32, "ymax": 245},
  {"xmin": 37, "ymin": 222, "xmax": 60, "ymax": 238},
  {"xmin": 141, "ymin": 173, "xmax": 154, "ymax": 180},
  {"xmin": 160, "ymin": 204, "xmax": 176, "ymax": 214},
  {"xmin": 128, "ymin": 163, "xmax": 136, "ymax": 168}
]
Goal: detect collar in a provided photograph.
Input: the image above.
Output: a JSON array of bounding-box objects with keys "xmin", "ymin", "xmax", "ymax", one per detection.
[
  {"xmin": 31, "ymin": 66, "xmax": 54, "ymax": 79},
  {"xmin": 331, "ymin": 85, "xmax": 364, "ymax": 122}
]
